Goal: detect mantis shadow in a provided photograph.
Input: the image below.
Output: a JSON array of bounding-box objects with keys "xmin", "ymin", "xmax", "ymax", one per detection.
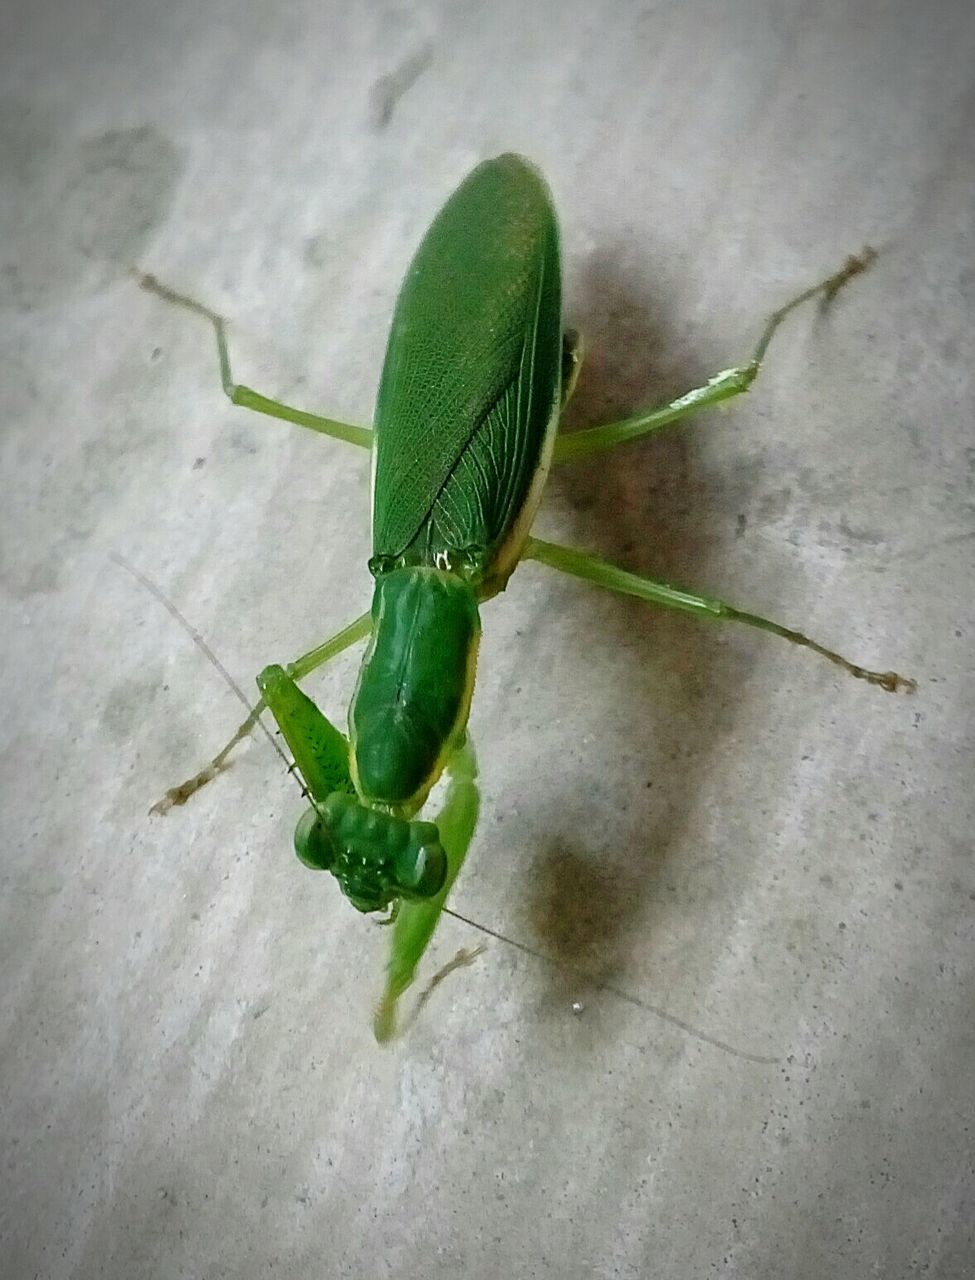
[{"xmin": 518, "ymin": 242, "xmax": 770, "ymax": 1013}]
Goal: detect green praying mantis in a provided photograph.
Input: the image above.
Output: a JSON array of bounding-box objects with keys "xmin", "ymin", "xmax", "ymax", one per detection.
[{"xmin": 141, "ymin": 154, "xmax": 914, "ymax": 1039}]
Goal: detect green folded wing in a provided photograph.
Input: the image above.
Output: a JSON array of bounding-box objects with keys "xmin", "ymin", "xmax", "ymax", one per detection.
[{"xmin": 371, "ymin": 154, "xmax": 563, "ymax": 568}]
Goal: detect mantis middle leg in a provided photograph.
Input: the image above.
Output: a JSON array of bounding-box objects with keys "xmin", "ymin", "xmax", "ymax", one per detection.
[{"xmin": 553, "ymin": 249, "xmax": 876, "ymax": 464}]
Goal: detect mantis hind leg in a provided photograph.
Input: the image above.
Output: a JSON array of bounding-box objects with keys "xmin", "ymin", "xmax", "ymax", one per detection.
[
  {"xmin": 136, "ymin": 273, "xmax": 371, "ymax": 448},
  {"xmin": 151, "ymin": 611, "xmax": 372, "ymax": 813},
  {"xmin": 553, "ymin": 248, "xmax": 877, "ymax": 464},
  {"xmin": 524, "ymin": 537, "xmax": 915, "ymax": 694}
]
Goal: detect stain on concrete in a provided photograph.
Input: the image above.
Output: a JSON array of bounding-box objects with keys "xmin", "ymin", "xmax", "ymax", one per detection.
[
  {"xmin": 0, "ymin": 537, "xmax": 61, "ymax": 598},
  {"xmin": 0, "ymin": 406, "xmax": 165, "ymax": 600},
  {"xmin": 101, "ymin": 672, "xmax": 166, "ymax": 744},
  {"xmin": 303, "ymin": 232, "xmax": 331, "ymax": 271},
  {"xmin": 837, "ymin": 516, "xmax": 886, "ymax": 546},
  {"xmin": 368, "ymin": 45, "xmax": 433, "ymax": 130},
  {"xmin": 0, "ymin": 102, "xmax": 182, "ymax": 311}
]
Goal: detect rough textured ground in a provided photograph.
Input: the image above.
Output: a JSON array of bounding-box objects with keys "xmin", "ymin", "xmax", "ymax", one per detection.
[{"xmin": 1, "ymin": 2, "xmax": 972, "ymax": 1277}]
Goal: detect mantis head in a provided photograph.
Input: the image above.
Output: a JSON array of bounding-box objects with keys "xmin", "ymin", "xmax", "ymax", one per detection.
[{"xmin": 293, "ymin": 792, "xmax": 447, "ymax": 913}]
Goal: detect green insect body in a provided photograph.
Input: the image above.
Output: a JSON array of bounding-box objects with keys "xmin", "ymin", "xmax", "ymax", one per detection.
[
  {"xmin": 349, "ymin": 567, "xmax": 481, "ymax": 812},
  {"xmin": 268, "ymin": 157, "xmax": 561, "ymax": 1025},
  {"xmin": 263, "ymin": 156, "xmax": 562, "ymax": 932},
  {"xmin": 351, "ymin": 156, "xmax": 563, "ymax": 817},
  {"xmin": 143, "ymin": 154, "xmax": 914, "ymax": 1039}
]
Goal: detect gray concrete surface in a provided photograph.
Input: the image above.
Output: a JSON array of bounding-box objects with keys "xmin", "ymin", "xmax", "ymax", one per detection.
[{"xmin": 2, "ymin": 1, "xmax": 973, "ymax": 1276}]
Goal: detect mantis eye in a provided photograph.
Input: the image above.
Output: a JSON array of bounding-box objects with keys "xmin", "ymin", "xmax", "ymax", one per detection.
[
  {"xmin": 392, "ymin": 823, "xmax": 447, "ymax": 898},
  {"xmin": 293, "ymin": 805, "xmax": 338, "ymax": 871}
]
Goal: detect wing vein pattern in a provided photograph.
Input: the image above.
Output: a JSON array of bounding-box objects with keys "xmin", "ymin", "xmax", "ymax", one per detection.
[{"xmin": 371, "ymin": 155, "xmax": 563, "ymax": 567}]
